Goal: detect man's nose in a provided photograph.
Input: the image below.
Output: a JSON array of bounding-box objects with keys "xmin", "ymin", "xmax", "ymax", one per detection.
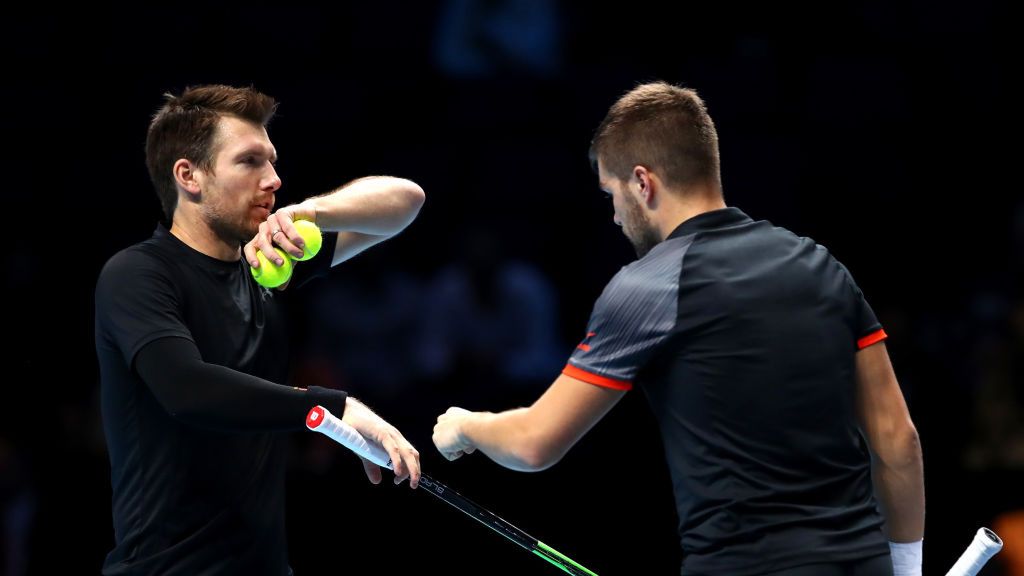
[{"xmin": 263, "ymin": 166, "xmax": 282, "ymax": 191}]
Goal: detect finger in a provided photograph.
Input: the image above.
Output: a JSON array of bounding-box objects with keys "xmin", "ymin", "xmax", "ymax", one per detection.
[
  {"xmin": 243, "ymin": 241, "xmax": 260, "ymax": 268},
  {"xmin": 381, "ymin": 436, "xmax": 406, "ymax": 480},
  {"xmin": 257, "ymin": 223, "xmax": 286, "ymax": 266},
  {"xmin": 400, "ymin": 446, "xmax": 420, "ymax": 489},
  {"xmin": 270, "ymin": 214, "xmax": 304, "ymax": 259},
  {"xmin": 247, "ymin": 221, "xmax": 274, "ymax": 267},
  {"xmin": 361, "ymin": 459, "xmax": 382, "ymax": 485},
  {"xmin": 431, "ymin": 429, "xmax": 448, "ymax": 451},
  {"xmin": 464, "ymin": 446, "xmax": 476, "ymax": 455},
  {"xmin": 432, "ymin": 435, "xmax": 462, "ymax": 457},
  {"xmin": 382, "ymin": 435, "xmax": 420, "ymax": 489}
]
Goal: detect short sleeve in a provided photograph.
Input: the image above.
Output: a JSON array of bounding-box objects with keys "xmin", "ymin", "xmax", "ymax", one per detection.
[
  {"xmin": 95, "ymin": 248, "xmax": 193, "ymax": 367},
  {"xmin": 835, "ymin": 257, "xmax": 886, "ymax": 349},
  {"xmin": 564, "ymin": 252, "xmax": 683, "ymax": 390}
]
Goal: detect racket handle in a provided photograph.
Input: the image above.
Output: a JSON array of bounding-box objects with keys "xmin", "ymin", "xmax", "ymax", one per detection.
[
  {"xmin": 945, "ymin": 527, "xmax": 1003, "ymax": 576},
  {"xmin": 306, "ymin": 405, "xmax": 393, "ymax": 470}
]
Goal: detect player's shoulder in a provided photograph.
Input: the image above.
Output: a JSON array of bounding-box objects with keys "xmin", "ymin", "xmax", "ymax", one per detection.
[
  {"xmin": 97, "ymin": 238, "xmax": 177, "ymax": 291},
  {"xmin": 101, "ymin": 240, "xmax": 165, "ymax": 272},
  {"xmin": 618, "ymin": 235, "xmax": 692, "ymax": 276},
  {"xmin": 766, "ymin": 224, "xmax": 861, "ymax": 289},
  {"xmin": 761, "ymin": 220, "xmax": 846, "ymax": 265},
  {"xmin": 600, "ymin": 236, "xmax": 692, "ymax": 305}
]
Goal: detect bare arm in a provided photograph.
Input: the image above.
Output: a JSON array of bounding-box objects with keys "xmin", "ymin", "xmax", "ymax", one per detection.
[
  {"xmin": 855, "ymin": 341, "xmax": 925, "ymax": 542},
  {"xmin": 262, "ymin": 176, "xmax": 425, "ymax": 266},
  {"xmin": 433, "ymin": 374, "xmax": 626, "ymax": 471}
]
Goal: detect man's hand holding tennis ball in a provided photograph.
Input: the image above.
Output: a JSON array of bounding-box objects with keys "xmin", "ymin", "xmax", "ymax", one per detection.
[{"xmin": 245, "ymin": 212, "xmax": 323, "ymax": 289}]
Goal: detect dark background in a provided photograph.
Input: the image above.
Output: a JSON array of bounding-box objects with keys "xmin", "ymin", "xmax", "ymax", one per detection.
[{"xmin": 4, "ymin": 1, "xmax": 1021, "ymax": 574}]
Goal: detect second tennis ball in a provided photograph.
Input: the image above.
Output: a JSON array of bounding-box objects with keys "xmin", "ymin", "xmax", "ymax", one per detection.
[
  {"xmin": 251, "ymin": 247, "xmax": 294, "ymax": 288},
  {"xmin": 293, "ymin": 220, "xmax": 322, "ymax": 261}
]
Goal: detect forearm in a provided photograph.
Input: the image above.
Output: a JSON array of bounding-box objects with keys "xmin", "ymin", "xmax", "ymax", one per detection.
[
  {"xmin": 872, "ymin": 430, "xmax": 925, "ymax": 542},
  {"xmin": 135, "ymin": 337, "xmax": 347, "ymax": 431},
  {"xmin": 297, "ymin": 176, "xmax": 424, "ymax": 236},
  {"xmin": 462, "ymin": 408, "xmax": 555, "ymax": 472}
]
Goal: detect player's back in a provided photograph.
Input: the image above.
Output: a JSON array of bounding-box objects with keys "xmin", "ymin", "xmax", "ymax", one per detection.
[{"xmin": 637, "ymin": 208, "xmax": 888, "ymax": 575}]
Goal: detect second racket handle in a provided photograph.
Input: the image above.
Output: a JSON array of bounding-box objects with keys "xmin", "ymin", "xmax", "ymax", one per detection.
[
  {"xmin": 945, "ymin": 527, "xmax": 1003, "ymax": 576},
  {"xmin": 306, "ymin": 405, "xmax": 393, "ymax": 470}
]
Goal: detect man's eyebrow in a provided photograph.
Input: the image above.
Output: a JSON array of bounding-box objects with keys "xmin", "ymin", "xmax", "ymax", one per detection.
[{"xmin": 234, "ymin": 146, "xmax": 278, "ymax": 162}]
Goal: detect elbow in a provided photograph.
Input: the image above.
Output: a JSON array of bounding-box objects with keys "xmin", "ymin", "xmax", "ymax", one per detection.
[
  {"xmin": 164, "ymin": 400, "xmax": 205, "ymax": 426},
  {"xmin": 390, "ymin": 179, "xmax": 424, "ymax": 232},
  {"xmin": 877, "ymin": 421, "xmax": 923, "ymax": 469},
  {"xmin": 514, "ymin": 442, "xmax": 564, "ymax": 472},
  {"xmin": 396, "ymin": 178, "xmax": 425, "ymax": 215},
  {"xmin": 901, "ymin": 425, "xmax": 923, "ymax": 464}
]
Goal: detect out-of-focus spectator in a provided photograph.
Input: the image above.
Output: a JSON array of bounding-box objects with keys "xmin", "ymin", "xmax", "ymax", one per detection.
[
  {"xmin": 302, "ymin": 270, "xmax": 425, "ymax": 402},
  {"xmin": 415, "ymin": 225, "xmax": 563, "ymax": 401}
]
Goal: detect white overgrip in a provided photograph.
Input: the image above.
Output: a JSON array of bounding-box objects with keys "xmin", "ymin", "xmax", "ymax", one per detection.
[
  {"xmin": 945, "ymin": 527, "xmax": 1003, "ymax": 576},
  {"xmin": 306, "ymin": 405, "xmax": 393, "ymax": 470}
]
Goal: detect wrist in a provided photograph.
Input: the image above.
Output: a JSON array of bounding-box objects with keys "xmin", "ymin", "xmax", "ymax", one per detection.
[
  {"xmin": 302, "ymin": 198, "xmax": 320, "ymax": 225},
  {"xmin": 889, "ymin": 539, "xmax": 922, "ymax": 576},
  {"xmin": 458, "ymin": 411, "xmax": 490, "ymax": 448},
  {"xmin": 284, "ymin": 199, "xmax": 319, "ymax": 225},
  {"xmin": 456, "ymin": 413, "xmax": 477, "ymax": 447},
  {"xmin": 341, "ymin": 396, "xmax": 363, "ymax": 424}
]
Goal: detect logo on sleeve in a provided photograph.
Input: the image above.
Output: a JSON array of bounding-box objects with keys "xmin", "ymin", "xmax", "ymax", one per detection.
[{"xmin": 576, "ymin": 331, "xmax": 597, "ymax": 352}]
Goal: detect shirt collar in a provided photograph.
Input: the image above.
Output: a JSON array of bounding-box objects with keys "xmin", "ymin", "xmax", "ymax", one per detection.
[{"xmin": 666, "ymin": 207, "xmax": 754, "ymax": 240}]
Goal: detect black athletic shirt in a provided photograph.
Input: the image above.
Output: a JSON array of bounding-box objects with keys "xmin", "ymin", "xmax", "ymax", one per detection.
[
  {"xmin": 564, "ymin": 208, "xmax": 889, "ymax": 575},
  {"xmin": 95, "ymin": 223, "xmax": 345, "ymax": 575}
]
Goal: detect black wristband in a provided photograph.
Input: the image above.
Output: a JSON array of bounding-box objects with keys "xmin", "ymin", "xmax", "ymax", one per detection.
[{"xmin": 306, "ymin": 386, "xmax": 348, "ymax": 420}]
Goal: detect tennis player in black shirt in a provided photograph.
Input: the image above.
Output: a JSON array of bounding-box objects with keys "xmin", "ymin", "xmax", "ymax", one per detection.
[{"xmin": 96, "ymin": 84, "xmax": 424, "ymax": 575}]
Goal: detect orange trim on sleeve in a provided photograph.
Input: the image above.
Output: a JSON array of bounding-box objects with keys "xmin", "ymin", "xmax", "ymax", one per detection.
[
  {"xmin": 857, "ymin": 328, "xmax": 888, "ymax": 350},
  {"xmin": 562, "ymin": 363, "xmax": 633, "ymax": 391}
]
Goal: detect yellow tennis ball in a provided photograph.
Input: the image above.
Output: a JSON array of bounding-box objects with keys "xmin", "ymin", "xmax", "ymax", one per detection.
[
  {"xmin": 293, "ymin": 220, "xmax": 322, "ymax": 261},
  {"xmin": 250, "ymin": 247, "xmax": 294, "ymax": 288}
]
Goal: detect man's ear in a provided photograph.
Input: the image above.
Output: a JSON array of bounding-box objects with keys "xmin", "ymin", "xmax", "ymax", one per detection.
[
  {"xmin": 634, "ymin": 165, "xmax": 655, "ymax": 206},
  {"xmin": 173, "ymin": 158, "xmax": 202, "ymax": 196}
]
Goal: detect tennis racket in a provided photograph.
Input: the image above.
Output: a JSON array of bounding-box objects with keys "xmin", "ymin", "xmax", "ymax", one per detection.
[
  {"xmin": 945, "ymin": 527, "xmax": 1002, "ymax": 576},
  {"xmin": 306, "ymin": 405, "xmax": 599, "ymax": 576}
]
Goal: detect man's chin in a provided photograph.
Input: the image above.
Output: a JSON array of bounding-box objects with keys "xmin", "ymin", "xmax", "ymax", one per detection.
[
  {"xmin": 222, "ymin": 225, "xmax": 259, "ymax": 249},
  {"xmin": 241, "ymin": 220, "xmax": 263, "ymax": 242}
]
